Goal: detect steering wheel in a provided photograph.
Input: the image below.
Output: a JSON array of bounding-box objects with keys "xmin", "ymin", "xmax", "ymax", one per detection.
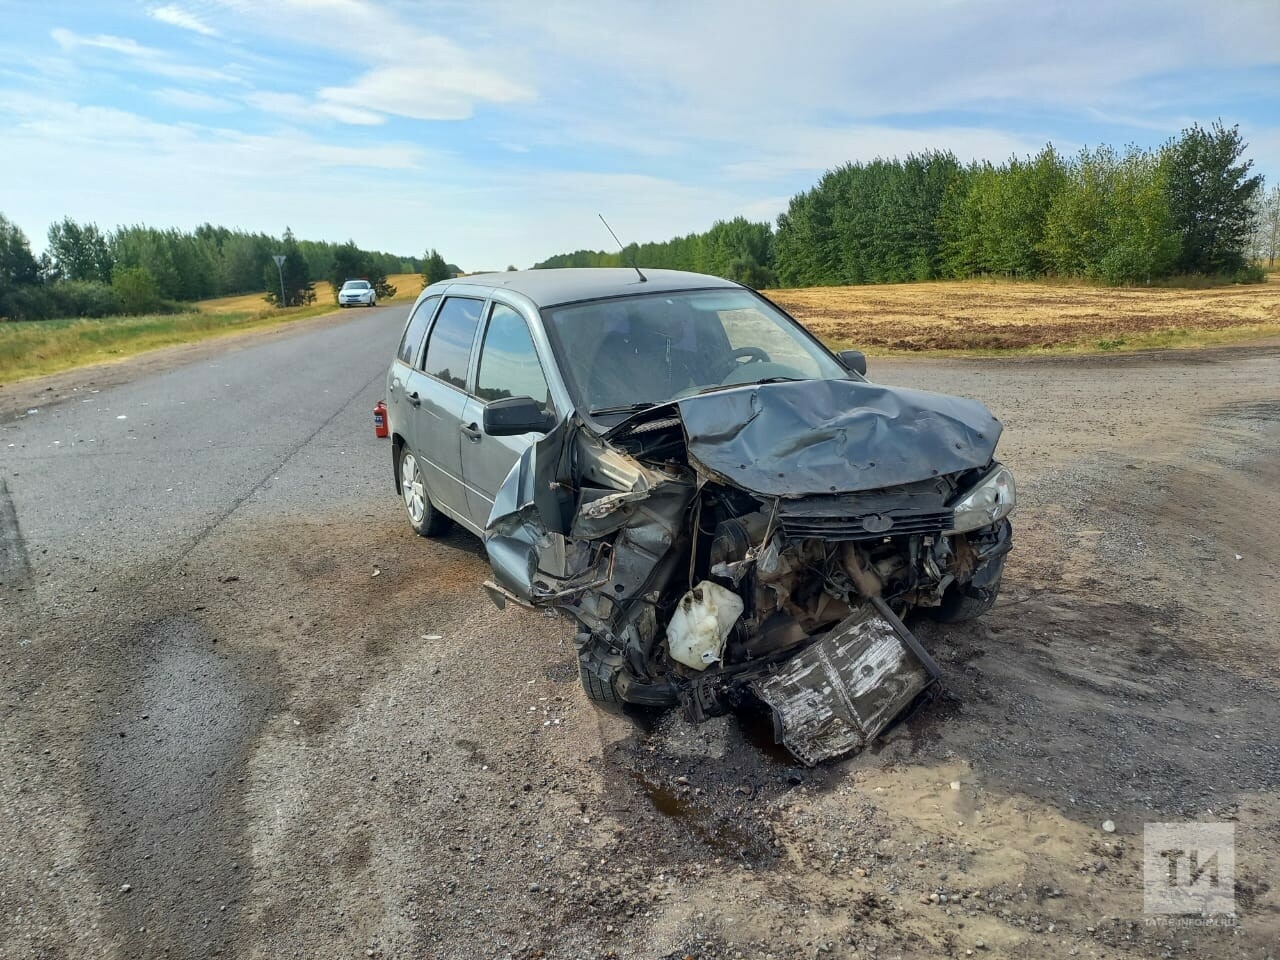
[{"xmin": 731, "ymin": 346, "xmax": 771, "ymax": 364}]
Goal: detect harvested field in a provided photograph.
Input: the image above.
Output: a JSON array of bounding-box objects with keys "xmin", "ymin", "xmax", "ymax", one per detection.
[{"xmin": 770, "ymin": 278, "xmax": 1280, "ymax": 352}]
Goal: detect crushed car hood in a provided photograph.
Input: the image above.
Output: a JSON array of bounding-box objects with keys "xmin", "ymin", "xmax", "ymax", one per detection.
[{"xmin": 611, "ymin": 379, "xmax": 1002, "ymax": 497}]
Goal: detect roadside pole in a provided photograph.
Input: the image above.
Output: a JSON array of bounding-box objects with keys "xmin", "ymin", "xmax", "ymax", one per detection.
[{"xmin": 273, "ymin": 254, "xmax": 286, "ymax": 307}]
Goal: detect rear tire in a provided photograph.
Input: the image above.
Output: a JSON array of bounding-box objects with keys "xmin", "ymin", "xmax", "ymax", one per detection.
[
  {"xmin": 928, "ymin": 577, "xmax": 1000, "ymax": 623},
  {"xmin": 398, "ymin": 446, "xmax": 451, "ymax": 537}
]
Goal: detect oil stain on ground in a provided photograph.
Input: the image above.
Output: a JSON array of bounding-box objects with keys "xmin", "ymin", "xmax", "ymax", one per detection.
[{"xmin": 83, "ymin": 615, "xmax": 280, "ymax": 959}]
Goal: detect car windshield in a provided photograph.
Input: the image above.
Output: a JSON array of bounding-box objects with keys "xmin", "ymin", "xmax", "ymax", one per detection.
[
  {"xmin": 542, "ymin": 288, "xmax": 848, "ymax": 416},
  {"xmin": 343, "ymin": 280, "xmax": 370, "ymax": 290}
]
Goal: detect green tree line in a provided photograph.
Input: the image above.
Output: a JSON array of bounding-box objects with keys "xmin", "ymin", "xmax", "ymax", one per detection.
[
  {"xmin": 535, "ymin": 217, "xmax": 776, "ymax": 288},
  {"xmin": 1, "ymin": 218, "xmax": 427, "ymax": 320},
  {"xmin": 536, "ymin": 122, "xmax": 1266, "ymax": 289}
]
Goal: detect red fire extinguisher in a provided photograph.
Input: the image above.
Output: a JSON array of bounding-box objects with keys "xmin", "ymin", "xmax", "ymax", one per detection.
[{"xmin": 373, "ymin": 400, "xmax": 389, "ymax": 438}]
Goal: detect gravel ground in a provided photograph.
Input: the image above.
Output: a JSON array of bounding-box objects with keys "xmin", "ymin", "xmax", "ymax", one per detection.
[{"xmin": 2, "ymin": 317, "xmax": 1278, "ymax": 959}]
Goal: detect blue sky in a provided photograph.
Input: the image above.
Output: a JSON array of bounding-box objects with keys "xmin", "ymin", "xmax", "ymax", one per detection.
[{"xmin": 2, "ymin": 0, "xmax": 1278, "ymax": 270}]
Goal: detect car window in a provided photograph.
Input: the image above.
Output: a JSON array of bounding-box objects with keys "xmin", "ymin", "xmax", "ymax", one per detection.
[
  {"xmin": 543, "ymin": 289, "xmax": 845, "ymax": 414},
  {"xmin": 476, "ymin": 304, "xmax": 551, "ymax": 408},
  {"xmin": 396, "ymin": 295, "xmax": 439, "ymax": 366},
  {"xmin": 422, "ymin": 297, "xmax": 483, "ymax": 388},
  {"xmin": 716, "ymin": 304, "xmax": 828, "ymax": 373}
]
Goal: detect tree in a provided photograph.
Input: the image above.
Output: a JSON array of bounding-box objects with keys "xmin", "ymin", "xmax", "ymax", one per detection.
[
  {"xmin": 110, "ymin": 226, "xmax": 182, "ymax": 300},
  {"xmin": 422, "ymin": 248, "xmax": 451, "ymax": 286},
  {"xmin": 263, "ymin": 228, "xmax": 315, "ymax": 307},
  {"xmin": 1163, "ymin": 122, "xmax": 1264, "ymax": 275},
  {"xmin": 1251, "ymin": 183, "xmax": 1280, "ymax": 268},
  {"xmin": 0, "ymin": 213, "xmax": 43, "ymax": 319},
  {"xmin": 329, "ymin": 241, "xmax": 396, "ymax": 301},
  {"xmin": 47, "ymin": 217, "xmax": 114, "ymax": 283},
  {"xmin": 112, "ymin": 265, "xmax": 161, "ymax": 314},
  {"xmin": 1098, "ymin": 148, "xmax": 1180, "ymax": 284},
  {"xmin": 0, "ymin": 213, "xmax": 40, "ymax": 293}
]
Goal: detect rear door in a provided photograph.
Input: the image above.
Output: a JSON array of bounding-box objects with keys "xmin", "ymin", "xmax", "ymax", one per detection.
[
  {"xmin": 460, "ymin": 301, "xmax": 555, "ymax": 526},
  {"xmin": 407, "ymin": 295, "xmax": 485, "ymax": 526},
  {"xmin": 386, "ymin": 294, "xmax": 439, "ymax": 438}
]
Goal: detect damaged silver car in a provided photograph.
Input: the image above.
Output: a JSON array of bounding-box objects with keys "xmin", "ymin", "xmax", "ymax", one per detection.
[{"xmin": 386, "ymin": 269, "xmax": 1014, "ymax": 764}]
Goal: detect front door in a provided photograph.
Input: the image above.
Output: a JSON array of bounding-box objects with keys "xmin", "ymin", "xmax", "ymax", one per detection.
[{"xmin": 461, "ymin": 301, "xmax": 555, "ymax": 526}]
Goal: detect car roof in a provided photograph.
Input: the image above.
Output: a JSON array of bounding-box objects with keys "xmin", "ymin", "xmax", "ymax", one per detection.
[{"xmin": 437, "ymin": 268, "xmax": 740, "ymax": 309}]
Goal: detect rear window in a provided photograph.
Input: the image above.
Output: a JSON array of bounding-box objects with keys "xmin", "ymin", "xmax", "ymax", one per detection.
[
  {"xmin": 395, "ymin": 295, "xmax": 438, "ymax": 365},
  {"xmin": 423, "ymin": 297, "xmax": 482, "ymax": 388}
]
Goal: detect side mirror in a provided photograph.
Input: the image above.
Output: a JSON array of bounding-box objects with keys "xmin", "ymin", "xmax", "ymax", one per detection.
[
  {"xmin": 483, "ymin": 396, "xmax": 554, "ymax": 436},
  {"xmin": 837, "ymin": 349, "xmax": 867, "ymax": 376}
]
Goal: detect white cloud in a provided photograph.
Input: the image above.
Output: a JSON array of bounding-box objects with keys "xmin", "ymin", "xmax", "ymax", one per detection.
[
  {"xmin": 49, "ymin": 27, "xmax": 245, "ymax": 84},
  {"xmin": 317, "ymin": 59, "xmax": 533, "ymax": 122},
  {"xmin": 494, "ymin": 0, "xmax": 1280, "ymax": 151},
  {"xmin": 154, "ymin": 88, "xmax": 238, "ymax": 112},
  {"xmin": 211, "ymin": 0, "xmax": 535, "ymax": 124},
  {"xmin": 0, "ymin": 92, "xmax": 441, "ymax": 257},
  {"xmin": 720, "ymin": 125, "xmax": 1059, "ymax": 181},
  {"xmin": 245, "ymin": 90, "xmax": 383, "ymax": 126},
  {"xmin": 0, "ymin": 91, "xmax": 421, "ymax": 171},
  {"xmin": 149, "ymin": 5, "xmax": 219, "ymax": 37}
]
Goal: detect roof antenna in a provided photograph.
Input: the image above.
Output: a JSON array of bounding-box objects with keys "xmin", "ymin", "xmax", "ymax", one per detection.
[{"xmin": 598, "ymin": 213, "xmax": 646, "ymax": 282}]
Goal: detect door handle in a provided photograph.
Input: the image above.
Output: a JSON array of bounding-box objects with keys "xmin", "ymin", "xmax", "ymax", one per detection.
[
  {"xmin": 461, "ymin": 422, "xmax": 482, "ymax": 442},
  {"xmin": 407, "ymin": 391, "xmax": 421, "ymax": 407}
]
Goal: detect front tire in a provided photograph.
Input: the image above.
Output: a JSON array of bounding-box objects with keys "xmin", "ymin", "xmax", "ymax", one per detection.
[
  {"xmin": 578, "ymin": 656, "xmax": 623, "ymax": 704},
  {"xmin": 399, "ymin": 446, "xmax": 451, "ymax": 537},
  {"xmin": 928, "ymin": 577, "xmax": 1000, "ymax": 623}
]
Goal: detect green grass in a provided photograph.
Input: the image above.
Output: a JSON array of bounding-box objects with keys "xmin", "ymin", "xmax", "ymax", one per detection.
[{"xmin": 0, "ymin": 303, "xmax": 342, "ymax": 384}]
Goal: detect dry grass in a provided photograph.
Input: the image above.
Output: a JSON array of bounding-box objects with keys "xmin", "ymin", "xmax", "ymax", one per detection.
[
  {"xmin": 198, "ymin": 273, "xmax": 423, "ymax": 314},
  {"xmin": 770, "ymin": 277, "xmax": 1280, "ymax": 354}
]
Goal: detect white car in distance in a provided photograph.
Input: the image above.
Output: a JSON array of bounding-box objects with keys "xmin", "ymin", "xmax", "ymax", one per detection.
[{"xmin": 339, "ymin": 279, "xmax": 377, "ymax": 308}]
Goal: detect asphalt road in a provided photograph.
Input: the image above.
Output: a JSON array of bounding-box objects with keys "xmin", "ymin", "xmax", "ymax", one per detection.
[
  {"xmin": 2, "ymin": 309, "xmax": 1278, "ymax": 959},
  {"xmin": 2, "ymin": 305, "xmax": 407, "ymax": 959},
  {"xmin": 2, "ymin": 305, "xmax": 401, "ymax": 580}
]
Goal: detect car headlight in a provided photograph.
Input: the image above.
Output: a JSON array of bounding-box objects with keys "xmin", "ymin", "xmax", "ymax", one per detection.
[{"xmin": 947, "ymin": 464, "xmax": 1015, "ymax": 534}]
